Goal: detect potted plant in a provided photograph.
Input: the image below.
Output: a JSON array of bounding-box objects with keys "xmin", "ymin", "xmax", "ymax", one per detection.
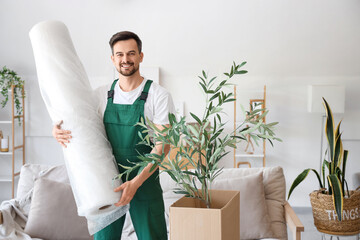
[
  {"xmin": 288, "ymin": 98, "xmax": 360, "ymax": 235},
  {"xmin": 0, "ymin": 66, "xmax": 25, "ymax": 124},
  {"xmin": 118, "ymin": 62, "xmax": 281, "ymax": 239}
]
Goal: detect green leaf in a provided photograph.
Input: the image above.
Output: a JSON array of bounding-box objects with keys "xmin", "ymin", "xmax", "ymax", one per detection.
[
  {"xmin": 168, "ymin": 113, "xmax": 176, "ymax": 126},
  {"xmin": 333, "ymin": 133, "xmax": 342, "ymax": 169},
  {"xmin": 223, "ymin": 98, "xmax": 236, "ymax": 103},
  {"xmin": 149, "ymin": 162, "xmax": 159, "ymax": 172},
  {"xmin": 209, "ymin": 92, "xmax": 220, "ymax": 102},
  {"xmin": 210, "ymin": 129, "xmax": 224, "ymax": 142},
  {"xmin": 118, "ymin": 163, "xmax": 133, "ymax": 170},
  {"xmin": 188, "ymin": 124, "xmax": 199, "ymax": 138},
  {"xmin": 209, "ymin": 76, "xmax": 217, "ymax": 85},
  {"xmin": 323, "ymin": 98, "xmax": 335, "ymax": 167},
  {"xmin": 182, "ymin": 170, "xmax": 197, "ymax": 176},
  {"xmin": 344, "ymin": 179, "xmax": 350, "ymax": 198},
  {"xmin": 266, "ymin": 122, "xmax": 279, "ymax": 127},
  {"xmin": 219, "ymin": 80, "xmax": 227, "ymax": 87},
  {"xmin": 322, "ymin": 157, "xmax": 328, "ymax": 187},
  {"xmin": 238, "ymin": 61, "xmax": 247, "ymax": 68},
  {"xmin": 232, "ymin": 135, "xmax": 246, "ymax": 140},
  {"xmin": 327, "ymin": 174, "xmax": 344, "ymax": 221},
  {"xmin": 234, "ymin": 70, "xmax": 248, "ymax": 74},
  {"xmin": 210, "ymin": 107, "xmax": 223, "ymax": 115},
  {"xmin": 341, "ymin": 150, "xmax": 348, "ymax": 196},
  {"xmin": 199, "ymin": 82, "xmax": 207, "ymax": 93},
  {"xmin": 335, "ymin": 120, "xmax": 341, "ymax": 140},
  {"xmin": 190, "ymin": 112, "xmax": 202, "ymax": 125},
  {"xmin": 288, "ymin": 169, "xmax": 323, "ymax": 199},
  {"xmin": 174, "ymin": 190, "xmax": 189, "ymax": 195},
  {"xmin": 202, "ymin": 70, "xmax": 207, "ymax": 79}
]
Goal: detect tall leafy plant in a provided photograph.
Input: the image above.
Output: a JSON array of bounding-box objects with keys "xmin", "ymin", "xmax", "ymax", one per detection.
[
  {"xmin": 118, "ymin": 62, "xmax": 281, "ymax": 208},
  {"xmin": 288, "ymin": 98, "xmax": 349, "ymax": 221},
  {"xmin": 0, "ymin": 66, "xmax": 25, "ymax": 124}
]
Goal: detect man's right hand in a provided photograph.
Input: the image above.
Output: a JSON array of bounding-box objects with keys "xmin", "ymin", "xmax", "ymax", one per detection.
[{"xmin": 52, "ymin": 120, "xmax": 72, "ymax": 148}]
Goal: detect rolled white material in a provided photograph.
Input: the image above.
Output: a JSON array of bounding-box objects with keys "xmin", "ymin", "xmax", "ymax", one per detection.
[{"xmin": 29, "ymin": 20, "xmax": 128, "ymax": 235}]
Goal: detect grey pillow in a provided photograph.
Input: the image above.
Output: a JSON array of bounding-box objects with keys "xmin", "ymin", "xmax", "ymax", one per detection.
[
  {"xmin": 24, "ymin": 178, "xmax": 92, "ymax": 240},
  {"xmin": 17, "ymin": 164, "xmax": 69, "ymax": 199}
]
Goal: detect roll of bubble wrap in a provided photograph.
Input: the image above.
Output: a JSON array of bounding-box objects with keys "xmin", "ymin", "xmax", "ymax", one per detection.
[{"xmin": 29, "ymin": 20, "xmax": 129, "ymax": 235}]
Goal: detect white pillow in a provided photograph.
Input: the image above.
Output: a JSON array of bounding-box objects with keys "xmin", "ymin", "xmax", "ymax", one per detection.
[{"xmin": 211, "ymin": 172, "xmax": 274, "ymax": 240}]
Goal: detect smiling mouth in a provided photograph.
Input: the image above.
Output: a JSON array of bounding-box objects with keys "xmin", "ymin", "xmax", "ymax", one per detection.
[{"xmin": 121, "ymin": 64, "xmax": 133, "ymax": 69}]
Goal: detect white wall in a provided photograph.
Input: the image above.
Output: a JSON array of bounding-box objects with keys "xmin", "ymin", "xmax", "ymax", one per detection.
[{"xmin": 0, "ymin": 0, "xmax": 359, "ymax": 206}]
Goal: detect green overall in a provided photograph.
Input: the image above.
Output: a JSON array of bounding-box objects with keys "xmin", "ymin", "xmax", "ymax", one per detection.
[{"xmin": 94, "ymin": 79, "xmax": 167, "ymax": 240}]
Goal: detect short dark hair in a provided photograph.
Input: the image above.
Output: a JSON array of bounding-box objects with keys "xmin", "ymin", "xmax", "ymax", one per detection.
[{"xmin": 109, "ymin": 31, "xmax": 142, "ymax": 54}]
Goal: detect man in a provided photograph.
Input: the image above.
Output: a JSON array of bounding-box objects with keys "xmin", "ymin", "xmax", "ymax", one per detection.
[{"xmin": 52, "ymin": 31, "xmax": 174, "ymax": 240}]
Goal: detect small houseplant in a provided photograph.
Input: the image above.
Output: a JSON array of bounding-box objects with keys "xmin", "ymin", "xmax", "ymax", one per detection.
[
  {"xmin": 288, "ymin": 98, "xmax": 360, "ymax": 235},
  {"xmin": 0, "ymin": 66, "xmax": 25, "ymax": 124},
  {"xmin": 118, "ymin": 61, "xmax": 281, "ymax": 208}
]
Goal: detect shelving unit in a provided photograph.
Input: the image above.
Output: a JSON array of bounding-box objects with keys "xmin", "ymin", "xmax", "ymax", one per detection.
[
  {"xmin": 0, "ymin": 85, "xmax": 25, "ymax": 198},
  {"xmin": 233, "ymin": 85, "xmax": 266, "ymax": 168}
]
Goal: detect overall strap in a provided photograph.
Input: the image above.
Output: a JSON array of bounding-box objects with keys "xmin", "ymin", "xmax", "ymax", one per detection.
[
  {"xmin": 107, "ymin": 79, "xmax": 119, "ymax": 102},
  {"xmin": 139, "ymin": 80, "xmax": 153, "ymax": 102}
]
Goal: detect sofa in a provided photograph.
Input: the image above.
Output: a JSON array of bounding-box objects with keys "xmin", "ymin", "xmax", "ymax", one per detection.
[{"xmin": 0, "ymin": 164, "xmax": 303, "ymax": 240}]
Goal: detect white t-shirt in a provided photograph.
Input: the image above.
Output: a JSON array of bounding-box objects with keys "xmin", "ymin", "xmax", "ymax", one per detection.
[{"xmin": 95, "ymin": 77, "xmax": 175, "ymax": 125}]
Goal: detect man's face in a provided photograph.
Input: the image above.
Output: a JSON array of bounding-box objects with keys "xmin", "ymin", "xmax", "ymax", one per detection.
[{"xmin": 111, "ymin": 39, "xmax": 143, "ymax": 77}]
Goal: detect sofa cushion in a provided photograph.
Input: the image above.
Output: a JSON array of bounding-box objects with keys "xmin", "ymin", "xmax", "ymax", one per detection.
[
  {"xmin": 211, "ymin": 171, "xmax": 274, "ymax": 239},
  {"xmin": 263, "ymin": 167, "xmax": 287, "ymax": 239},
  {"xmin": 24, "ymin": 178, "xmax": 91, "ymax": 240},
  {"xmin": 17, "ymin": 164, "xmax": 49, "ymax": 199},
  {"xmin": 17, "ymin": 164, "xmax": 69, "ymax": 200},
  {"xmin": 215, "ymin": 167, "xmax": 287, "ymax": 239}
]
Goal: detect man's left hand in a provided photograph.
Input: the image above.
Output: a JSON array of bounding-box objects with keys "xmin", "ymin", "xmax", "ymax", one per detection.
[{"xmin": 114, "ymin": 180, "xmax": 140, "ymax": 206}]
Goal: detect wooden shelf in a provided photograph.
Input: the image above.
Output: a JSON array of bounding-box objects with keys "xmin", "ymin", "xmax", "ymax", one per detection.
[
  {"xmin": 0, "ymin": 148, "xmax": 23, "ymax": 156},
  {"xmin": 0, "ymin": 175, "xmax": 12, "ymax": 182},
  {"xmin": 0, "ymin": 84, "xmax": 25, "ymax": 198},
  {"xmin": 0, "ymin": 151, "xmax": 13, "ymax": 155},
  {"xmin": 233, "ymin": 85, "xmax": 267, "ymax": 168},
  {"xmin": 235, "ymin": 153, "xmax": 265, "ymax": 158}
]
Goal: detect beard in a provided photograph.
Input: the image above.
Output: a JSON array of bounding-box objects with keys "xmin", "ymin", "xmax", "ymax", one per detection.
[{"xmin": 117, "ymin": 62, "xmax": 139, "ymax": 77}]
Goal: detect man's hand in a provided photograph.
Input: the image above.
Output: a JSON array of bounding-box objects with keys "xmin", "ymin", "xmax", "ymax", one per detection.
[
  {"xmin": 114, "ymin": 179, "xmax": 141, "ymax": 206},
  {"xmin": 52, "ymin": 120, "xmax": 72, "ymax": 148}
]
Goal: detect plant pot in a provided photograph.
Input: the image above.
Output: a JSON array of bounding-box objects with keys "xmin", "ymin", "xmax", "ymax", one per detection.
[
  {"xmin": 169, "ymin": 189, "xmax": 240, "ymax": 240},
  {"xmin": 309, "ymin": 188, "xmax": 360, "ymax": 235}
]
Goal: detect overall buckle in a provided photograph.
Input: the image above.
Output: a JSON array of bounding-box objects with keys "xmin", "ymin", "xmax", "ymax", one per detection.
[
  {"xmin": 140, "ymin": 92, "xmax": 148, "ymax": 101},
  {"xmin": 108, "ymin": 90, "xmax": 114, "ymax": 99}
]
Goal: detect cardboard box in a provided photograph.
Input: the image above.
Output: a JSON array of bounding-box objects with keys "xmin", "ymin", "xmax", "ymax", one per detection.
[{"xmin": 170, "ymin": 189, "xmax": 240, "ymax": 240}]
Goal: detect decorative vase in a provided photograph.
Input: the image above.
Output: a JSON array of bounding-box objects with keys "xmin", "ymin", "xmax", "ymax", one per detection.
[
  {"xmin": 309, "ymin": 188, "xmax": 360, "ymax": 235},
  {"xmin": 1, "ymin": 137, "xmax": 9, "ymax": 152}
]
